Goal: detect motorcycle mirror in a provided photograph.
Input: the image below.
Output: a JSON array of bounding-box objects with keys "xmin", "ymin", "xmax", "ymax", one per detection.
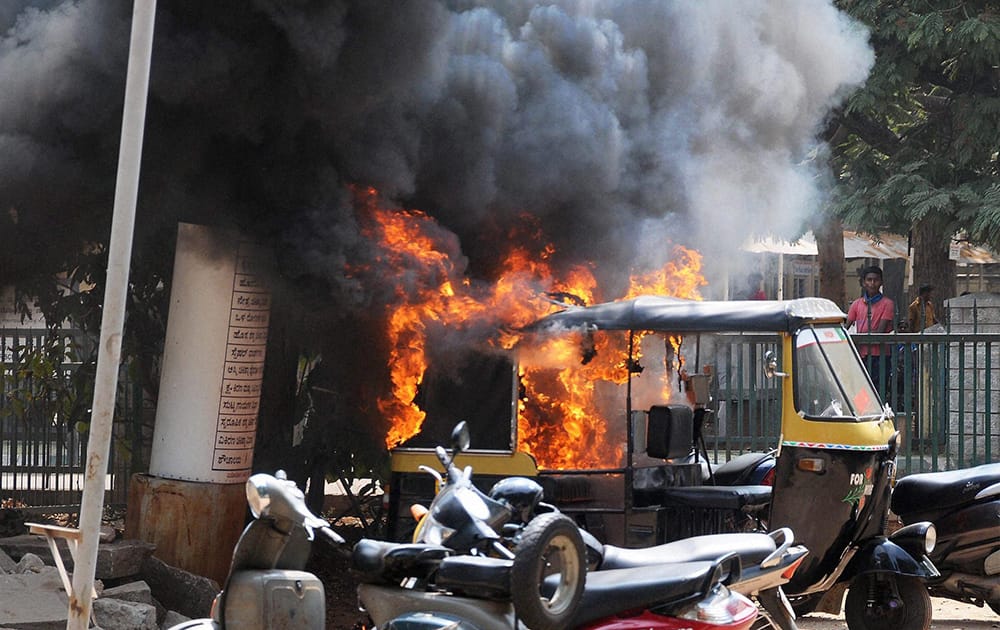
[
  {"xmin": 451, "ymin": 421, "xmax": 471, "ymax": 454},
  {"xmin": 763, "ymin": 350, "xmax": 788, "ymax": 378}
]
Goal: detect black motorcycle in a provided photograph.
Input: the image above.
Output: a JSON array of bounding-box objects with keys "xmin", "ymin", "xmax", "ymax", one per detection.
[{"xmin": 891, "ymin": 462, "xmax": 1000, "ymax": 615}]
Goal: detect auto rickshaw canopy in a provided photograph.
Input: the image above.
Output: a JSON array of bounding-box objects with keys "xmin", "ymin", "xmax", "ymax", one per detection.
[{"xmin": 527, "ymin": 296, "xmax": 846, "ymax": 334}]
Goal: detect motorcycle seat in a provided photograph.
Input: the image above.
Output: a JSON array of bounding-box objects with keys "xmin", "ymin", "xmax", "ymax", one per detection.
[
  {"xmin": 566, "ymin": 561, "xmax": 718, "ymax": 627},
  {"xmin": 891, "ymin": 462, "xmax": 1000, "ymax": 519},
  {"xmin": 351, "ymin": 539, "xmax": 452, "ymax": 583},
  {"xmin": 635, "ymin": 484, "xmax": 772, "ymax": 510},
  {"xmin": 599, "ymin": 532, "xmax": 776, "ymax": 570},
  {"xmin": 710, "ymin": 451, "xmax": 773, "ymax": 485}
]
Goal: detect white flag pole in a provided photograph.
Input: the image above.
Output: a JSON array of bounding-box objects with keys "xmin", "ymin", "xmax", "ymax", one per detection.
[{"xmin": 67, "ymin": 1, "xmax": 157, "ymax": 627}]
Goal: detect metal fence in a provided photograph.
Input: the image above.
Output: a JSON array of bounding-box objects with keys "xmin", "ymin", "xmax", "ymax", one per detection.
[
  {"xmin": 703, "ymin": 330, "xmax": 999, "ymax": 476},
  {"xmin": 4, "ymin": 317, "xmax": 1000, "ymax": 512},
  {"xmin": 0, "ymin": 329, "xmax": 144, "ymax": 512}
]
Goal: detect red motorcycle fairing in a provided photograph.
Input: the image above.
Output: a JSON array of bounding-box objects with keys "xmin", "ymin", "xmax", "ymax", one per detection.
[{"xmin": 575, "ymin": 591, "xmax": 757, "ymax": 630}]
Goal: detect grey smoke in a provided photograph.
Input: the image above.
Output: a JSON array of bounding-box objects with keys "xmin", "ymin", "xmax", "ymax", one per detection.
[{"xmin": 1, "ymin": 0, "xmax": 873, "ymax": 305}]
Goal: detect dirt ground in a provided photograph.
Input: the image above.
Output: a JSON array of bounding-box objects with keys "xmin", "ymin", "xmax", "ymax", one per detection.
[{"xmin": 798, "ymin": 599, "xmax": 999, "ymax": 630}]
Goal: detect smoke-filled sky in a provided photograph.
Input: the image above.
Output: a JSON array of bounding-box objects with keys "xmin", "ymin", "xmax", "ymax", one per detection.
[{"xmin": 1, "ymin": 0, "xmax": 873, "ymax": 306}]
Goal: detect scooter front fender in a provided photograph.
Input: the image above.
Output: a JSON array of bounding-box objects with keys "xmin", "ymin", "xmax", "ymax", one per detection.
[{"xmin": 845, "ymin": 537, "xmax": 939, "ymax": 581}]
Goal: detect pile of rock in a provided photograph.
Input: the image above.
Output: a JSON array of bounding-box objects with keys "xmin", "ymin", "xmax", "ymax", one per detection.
[{"xmin": 0, "ymin": 529, "xmax": 218, "ymax": 630}]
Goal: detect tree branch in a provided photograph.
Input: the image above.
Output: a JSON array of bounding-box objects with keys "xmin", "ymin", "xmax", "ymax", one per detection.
[{"xmin": 838, "ymin": 111, "xmax": 903, "ymax": 156}]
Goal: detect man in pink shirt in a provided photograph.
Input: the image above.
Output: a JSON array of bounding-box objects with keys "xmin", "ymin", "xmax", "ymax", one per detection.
[{"xmin": 846, "ymin": 265, "xmax": 895, "ymax": 394}]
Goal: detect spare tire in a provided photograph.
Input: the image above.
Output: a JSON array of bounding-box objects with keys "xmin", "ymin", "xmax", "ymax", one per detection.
[{"xmin": 510, "ymin": 513, "xmax": 586, "ymax": 630}]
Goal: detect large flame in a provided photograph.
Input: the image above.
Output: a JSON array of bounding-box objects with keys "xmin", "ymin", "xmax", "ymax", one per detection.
[{"xmin": 355, "ymin": 189, "xmax": 706, "ymax": 469}]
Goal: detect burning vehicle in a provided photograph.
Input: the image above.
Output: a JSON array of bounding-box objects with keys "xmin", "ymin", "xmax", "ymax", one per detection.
[{"xmin": 383, "ymin": 295, "xmax": 879, "ymax": 547}]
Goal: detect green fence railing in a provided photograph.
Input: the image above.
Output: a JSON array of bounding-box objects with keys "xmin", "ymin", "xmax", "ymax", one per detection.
[
  {"xmin": 0, "ymin": 328, "xmax": 143, "ymax": 512},
  {"xmin": 699, "ymin": 331, "xmax": 998, "ymax": 477}
]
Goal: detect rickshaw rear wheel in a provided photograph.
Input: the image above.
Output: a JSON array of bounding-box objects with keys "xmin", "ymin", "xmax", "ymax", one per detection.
[{"xmin": 844, "ymin": 574, "xmax": 931, "ymax": 630}]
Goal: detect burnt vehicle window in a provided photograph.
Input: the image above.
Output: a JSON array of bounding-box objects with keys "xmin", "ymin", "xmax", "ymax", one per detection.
[
  {"xmin": 400, "ymin": 350, "xmax": 516, "ymax": 451},
  {"xmin": 794, "ymin": 326, "xmax": 883, "ymax": 421}
]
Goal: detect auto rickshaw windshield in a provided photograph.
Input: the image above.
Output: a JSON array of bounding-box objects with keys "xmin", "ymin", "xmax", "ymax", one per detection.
[{"xmin": 794, "ymin": 326, "xmax": 884, "ymax": 421}]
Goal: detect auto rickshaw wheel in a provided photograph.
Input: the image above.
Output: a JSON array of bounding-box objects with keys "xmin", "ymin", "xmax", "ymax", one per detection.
[{"xmin": 844, "ymin": 574, "xmax": 931, "ymax": 630}]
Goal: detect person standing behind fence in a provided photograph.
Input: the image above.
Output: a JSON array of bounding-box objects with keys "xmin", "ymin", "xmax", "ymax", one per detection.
[
  {"xmin": 846, "ymin": 265, "xmax": 895, "ymax": 391},
  {"xmin": 907, "ymin": 284, "xmax": 936, "ymax": 332},
  {"xmin": 743, "ymin": 272, "xmax": 767, "ymax": 300}
]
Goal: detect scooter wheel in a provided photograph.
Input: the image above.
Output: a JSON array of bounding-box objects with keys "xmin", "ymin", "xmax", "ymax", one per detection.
[
  {"xmin": 510, "ymin": 513, "xmax": 585, "ymax": 630},
  {"xmin": 844, "ymin": 574, "xmax": 931, "ymax": 630}
]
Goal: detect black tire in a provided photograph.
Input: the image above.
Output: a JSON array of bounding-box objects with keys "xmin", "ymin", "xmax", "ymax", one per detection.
[
  {"xmin": 789, "ymin": 593, "xmax": 820, "ymax": 617},
  {"xmin": 510, "ymin": 513, "xmax": 586, "ymax": 630},
  {"xmin": 988, "ymin": 598, "xmax": 1000, "ymax": 616},
  {"xmin": 844, "ymin": 574, "xmax": 931, "ymax": 630},
  {"xmin": 754, "ymin": 587, "xmax": 798, "ymax": 630}
]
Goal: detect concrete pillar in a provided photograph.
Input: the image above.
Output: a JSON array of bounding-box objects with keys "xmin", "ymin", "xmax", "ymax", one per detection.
[{"xmin": 127, "ymin": 223, "xmax": 271, "ymax": 584}]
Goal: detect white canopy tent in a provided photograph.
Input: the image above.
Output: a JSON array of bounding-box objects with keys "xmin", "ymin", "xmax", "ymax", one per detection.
[
  {"xmin": 742, "ymin": 231, "xmax": 998, "ymax": 264},
  {"xmin": 739, "ymin": 231, "xmax": 1000, "ymax": 299}
]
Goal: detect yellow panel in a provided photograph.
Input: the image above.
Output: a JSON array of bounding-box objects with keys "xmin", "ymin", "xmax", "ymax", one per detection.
[{"xmin": 390, "ymin": 450, "xmax": 538, "ymax": 476}]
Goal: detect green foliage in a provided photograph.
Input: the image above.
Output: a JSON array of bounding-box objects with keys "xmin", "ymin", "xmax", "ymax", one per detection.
[
  {"xmin": 832, "ymin": 0, "xmax": 1000, "ymax": 247},
  {"xmin": 2, "ymin": 233, "xmax": 168, "ymax": 481},
  {"xmin": 0, "ymin": 334, "xmax": 94, "ymax": 430}
]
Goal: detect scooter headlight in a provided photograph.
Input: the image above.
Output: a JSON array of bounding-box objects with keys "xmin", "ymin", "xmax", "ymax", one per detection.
[
  {"xmin": 246, "ymin": 474, "xmax": 272, "ymax": 518},
  {"xmin": 890, "ymin": 521, "xmax": 936, "ymax": 555},
  {"xmin": 414, "ymin": 510, "xmax": 455, "ymax": 545}
]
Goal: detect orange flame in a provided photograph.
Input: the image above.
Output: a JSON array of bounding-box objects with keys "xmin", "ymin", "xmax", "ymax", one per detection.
[{"xmin": 356, "ymin": 189, "xmax": 706, "ymax": 468}]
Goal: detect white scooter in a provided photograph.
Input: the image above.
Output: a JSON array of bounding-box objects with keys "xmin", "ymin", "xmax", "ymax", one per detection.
[{"xmin": 168, "ymin": 471, "xmax": 345, "ymax": 629}]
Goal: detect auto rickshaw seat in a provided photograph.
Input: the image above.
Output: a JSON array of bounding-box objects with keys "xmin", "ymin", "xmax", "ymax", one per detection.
[
  {"xmin": 891, "ymin": 462, "xmax": 1000, "ymax": 519},
  {"xmin": 647, "ymin": 485, "xmax": 772, "ymax": 511}
]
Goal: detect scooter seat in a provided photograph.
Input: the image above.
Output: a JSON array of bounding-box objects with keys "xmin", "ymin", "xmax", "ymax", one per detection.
[
  {"xmin": 891, "ymin": 462, "xmax": 1000, "ymax": 520},
  {"xmin": 435, "ymin": 555, "xmax": 513, "ymax": 599},
  {"xmin": 567, "ymin": 561, "xmax": 718, "ymax": 628},
  {"xmin": 599, "ymin": 532, "xmax": 776, "ymax": 570},
  {"xmin": 351, "ymin": 539, "xmax": 452, "ymax": 583},
  {"xmin": 642, "ymin": 484, "xmax": 773, "ymax": 510}
]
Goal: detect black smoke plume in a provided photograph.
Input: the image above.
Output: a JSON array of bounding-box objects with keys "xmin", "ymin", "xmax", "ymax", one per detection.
[{"xmin": 1, "ymin": 1, "xmax": 873, "ymax": 463}]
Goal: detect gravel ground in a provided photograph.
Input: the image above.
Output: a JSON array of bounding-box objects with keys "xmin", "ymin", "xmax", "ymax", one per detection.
[{"xmin": 798, "ymin": 598, "xmax": 999, "ymax": 629}]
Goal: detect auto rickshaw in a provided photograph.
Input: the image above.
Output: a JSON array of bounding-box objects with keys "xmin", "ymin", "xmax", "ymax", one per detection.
[{"xmin": 385, "ymin": 296, "xmax": 938, "ymax": 630}]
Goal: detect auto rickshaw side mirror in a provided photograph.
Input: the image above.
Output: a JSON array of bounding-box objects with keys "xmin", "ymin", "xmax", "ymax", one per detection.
[{"xmin": 763, "ymin": 350, "xmax": 788, "ymax": 379}]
